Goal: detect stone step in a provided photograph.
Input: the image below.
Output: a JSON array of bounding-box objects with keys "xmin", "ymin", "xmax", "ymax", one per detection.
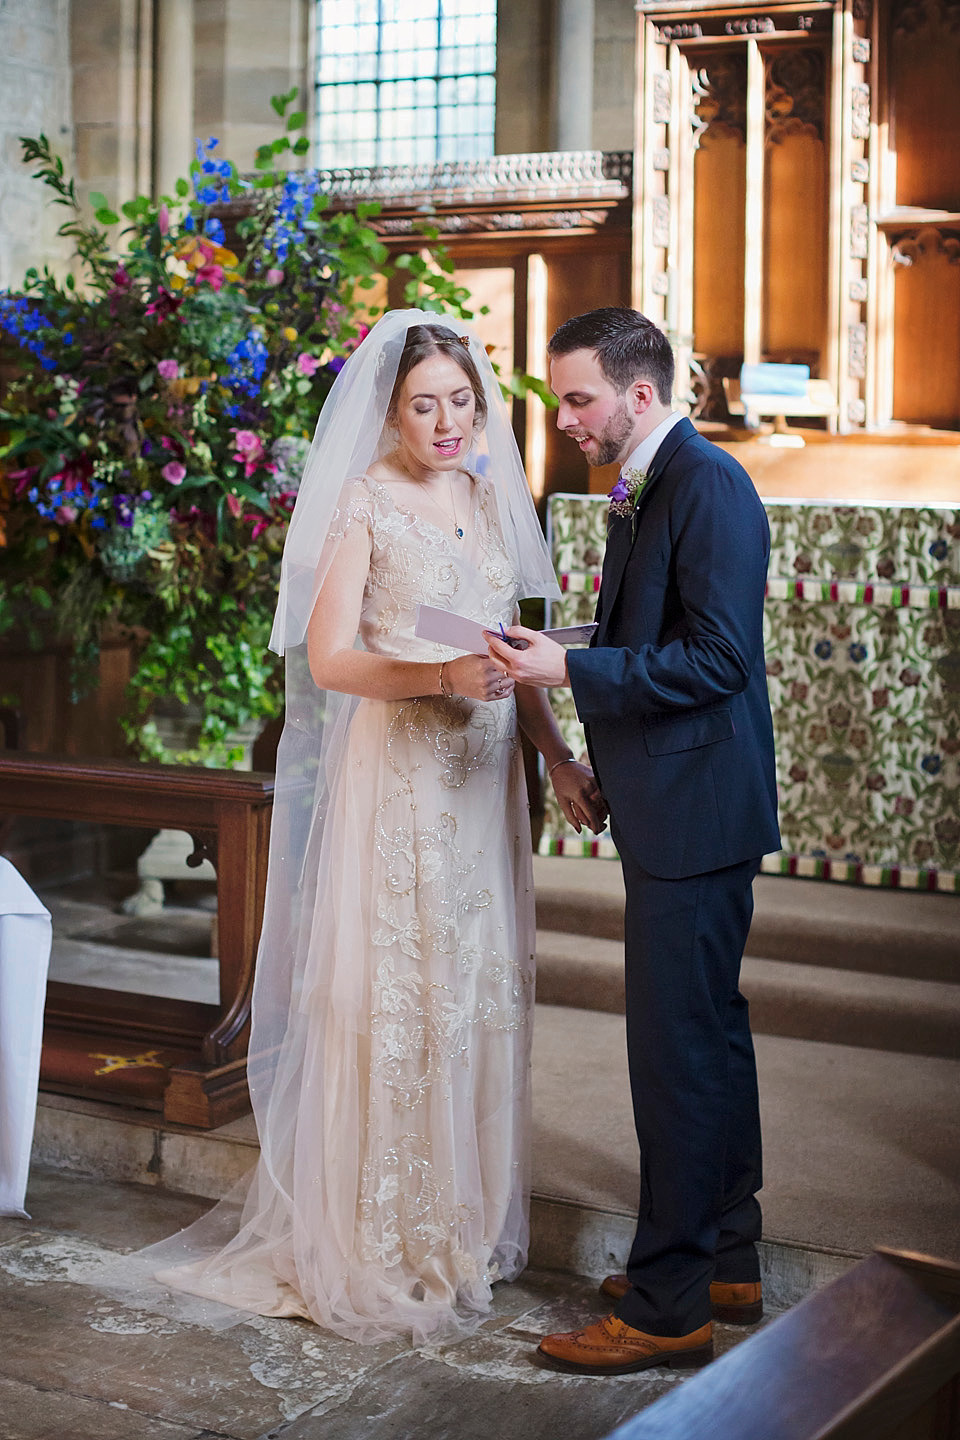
[
  {"xmin": 533, "ymin": 859, "xmax": 960, "ymax": 984},
  {"xmin": 534, "ymin": 929, "xmax": 960, "ymax": 1059},
  {"xmin": 29, "ymin": 1006, "xmax": 960, "ymax": 1293}
]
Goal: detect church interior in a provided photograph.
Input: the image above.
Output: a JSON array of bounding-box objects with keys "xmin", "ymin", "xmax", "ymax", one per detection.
[{"xmin": 0, "ymin": 2, "xmax": 958, "ymax": 1437}]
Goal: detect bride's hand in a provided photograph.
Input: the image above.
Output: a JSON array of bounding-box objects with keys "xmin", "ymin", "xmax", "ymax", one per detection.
[
  {"xmin": 444, "ymin": 655, "xmax": 516, "ymax": 702},
  {"xmin": 551, "ymin": 760, "xmax": 608, "ymax": 834}
]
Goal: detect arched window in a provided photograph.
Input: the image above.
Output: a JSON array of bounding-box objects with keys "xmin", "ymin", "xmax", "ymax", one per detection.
[{"xmin": 315, "ymin": 0, "xmax": 497, "ymax": 168}]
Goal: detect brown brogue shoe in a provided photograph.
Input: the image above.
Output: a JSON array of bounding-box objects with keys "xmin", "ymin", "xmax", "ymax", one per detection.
[
  {"xmin": 537, "ymin": 1314, "xmax": 714, "ymax": 1376},
  {"xmin": 599, "ymin": 1274, "xmax": 763, "ymax": 1324},
  {"xmin": 709, "ymin": 1280, "xmax": 763, "ymax": 1324},
  {"xmin": 600, "ymin": 1272, "xmax": 630, "ymax": 1302}
]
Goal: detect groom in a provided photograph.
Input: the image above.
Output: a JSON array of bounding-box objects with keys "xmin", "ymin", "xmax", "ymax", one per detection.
[{"xmin": 487, "ymin": 307, "xmax": 780, "ymax": 1374}]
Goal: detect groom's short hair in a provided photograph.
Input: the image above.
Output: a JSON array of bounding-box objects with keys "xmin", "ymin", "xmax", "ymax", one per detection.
[{"xmin": 547, "ymin": 307, "xmax": 675, "ymax": 405}]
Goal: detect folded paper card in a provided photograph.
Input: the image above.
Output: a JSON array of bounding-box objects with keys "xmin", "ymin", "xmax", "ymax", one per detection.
[{"xmin": 415, "ymin": 604, "xmax": 596, "ymax": 655}]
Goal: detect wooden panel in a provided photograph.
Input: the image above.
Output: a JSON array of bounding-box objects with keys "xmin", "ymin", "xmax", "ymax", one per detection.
[
  {"xmin": 891, "ymin": 2, "xmax": 960, "ymax": 212},
  {"xmin": 0, "ymin": 639, "xmax": 136, "ymax": 758},
  {"xmin": 693, "ymin": 130, "xmax": 746, "ymax": 355},
  {"xmin": 763, "ymin": 130, "xmax": 828, "ymax": 361},
  {"xmin": 892, "ymin": 230, "xmax": 960, "ymax": 429},
  {"xmin": 543, "ymin": 244, "xmax": 632, "ymax": 497}
]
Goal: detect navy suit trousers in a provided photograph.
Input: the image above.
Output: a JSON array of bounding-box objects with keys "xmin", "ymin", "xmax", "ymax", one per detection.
[{"xmin": 612, "ymin": 830, "xmax": 763, "ymax": 1337}]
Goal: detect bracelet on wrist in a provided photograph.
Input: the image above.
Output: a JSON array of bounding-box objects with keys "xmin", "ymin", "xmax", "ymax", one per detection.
[
  {"xmin": 439, "ymin": 661, "xmax": 451, "ymax": 697},
  {"xmin": 548, "ymin": 756, "xmax": 576, "ymax": 777}
]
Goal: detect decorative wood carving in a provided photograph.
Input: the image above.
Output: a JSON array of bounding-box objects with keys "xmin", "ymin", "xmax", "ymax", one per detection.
[
  {"xmin": 376, "ymin": 210, "xmax": 614, "ymax": 235},
  {"xmin": 851, "ymin": 158, "xmax": 870, "ymax": 183},
  {"xmin": 651, "ymin": 271, "xmax": 669, "ymax": 296},
  {"xmin": 853, "ymin": 0, "xmax": 872, "ymax": 20},
  {"xmin": 653, "ymin": 148, "xmax": 670, "ymax": 172},
  {"xmin": 691, "ymin": 56, "xmax": 748, "ymax": 147},
  {"xmin": 893, "ymin": 0, "xmax": 960, "ymax": 34},
  {"xmin": 652, "ymin": 195, "xmax": 671, "ymax": 248},
  {"xmin": 653, "ymin": 72, "xmax": 672, "ymax": 126},
  {"xmin": 304, "ymin": 151, "xmax": 632, "ymax": 241},
  {"xmin": 315, "ymin": 151, "xmax": 632, "ymax": 207},
  {"xmin": 851, "ymin": 204, "xmax": 869, "ymax": 259},
  {"xmin": 891, "ymin": 225, "xmax": 960, "ymax": 266},
  {"xmin": 849, "ymin": 323, "xmax": 868, "ymax": 379},
  {"xmin": 847, "ymin": 398, "xmax": 867, "ymax": 425},
  {"xmin": 851, "ymin": 83, "xmax": 871, "ymax": 140},
  {"xmin": 852, "ymin": 37, "xmax": 872, "ymax": 62},
  {"xmin": 655, "ymin": 21, "xmax": 704, "ymax": 42},
  {"xmin": 850, "ymin": 277, "xmax": 869, "ymax": 302},
  {"xmin": 766, "ymin": 50, "xmax": 825, "ymax": 144}
]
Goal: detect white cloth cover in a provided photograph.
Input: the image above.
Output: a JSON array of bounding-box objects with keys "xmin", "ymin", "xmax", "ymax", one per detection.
[{"xmin": 0, "ymin": 858, "xmax": 52, "ymax": 1218}]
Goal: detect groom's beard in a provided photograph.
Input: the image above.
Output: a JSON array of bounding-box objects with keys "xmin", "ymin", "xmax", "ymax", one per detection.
[{"xmin": 586, "ymin": 398, "xmax": 634, "ymax": 467}]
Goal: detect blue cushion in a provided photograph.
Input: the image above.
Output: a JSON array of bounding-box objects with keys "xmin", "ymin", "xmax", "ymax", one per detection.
[{"xmin": 740, "ymin": 362, "xmax": 810, "ymax": 396}]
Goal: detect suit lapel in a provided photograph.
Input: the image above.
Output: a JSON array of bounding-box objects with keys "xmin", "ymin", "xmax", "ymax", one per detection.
[{"xmin": 595, "ymin": 417, "xmax": 697, "ymax": 642}]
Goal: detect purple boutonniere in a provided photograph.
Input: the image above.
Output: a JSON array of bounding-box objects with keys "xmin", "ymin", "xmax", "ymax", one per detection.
[{"xmin": 607, "ymin": 467, "xmax": 648, "ymax": 518}]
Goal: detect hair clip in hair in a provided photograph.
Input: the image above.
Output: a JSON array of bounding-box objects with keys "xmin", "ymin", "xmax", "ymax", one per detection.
[{"xmin": 438, "ymin": 333, "xmax": 471, "ymax": 350}]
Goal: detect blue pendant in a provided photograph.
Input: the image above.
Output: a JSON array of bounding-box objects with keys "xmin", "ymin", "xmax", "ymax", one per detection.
[{"xmin": 455, "ymin": 526, "xmax": 464, "ymax": 539}]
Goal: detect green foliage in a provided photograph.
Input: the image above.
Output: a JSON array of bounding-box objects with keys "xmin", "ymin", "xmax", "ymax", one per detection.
[{"xmin": 0, "ymin": 90, "xmax": 482, "ymax": 764}]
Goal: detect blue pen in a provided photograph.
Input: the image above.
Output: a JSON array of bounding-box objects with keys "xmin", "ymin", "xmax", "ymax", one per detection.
[{"xmin": 497, "ymin": 621, "xmax": 529, "ymax": 651}]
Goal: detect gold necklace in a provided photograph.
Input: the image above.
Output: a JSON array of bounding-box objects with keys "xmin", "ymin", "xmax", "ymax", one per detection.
[{"xmin": 401, "ymin": 464, "xmax": 465, "ymax": 540}]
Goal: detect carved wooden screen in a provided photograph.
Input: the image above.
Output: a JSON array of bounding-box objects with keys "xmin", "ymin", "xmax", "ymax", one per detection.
[
  {"xmin": 886, "ymin": 0, "xmax": 960, "ymax": 429},
  {"xmin": 637, "ymin": 13, "xmax": 832, "ymax": 422}
]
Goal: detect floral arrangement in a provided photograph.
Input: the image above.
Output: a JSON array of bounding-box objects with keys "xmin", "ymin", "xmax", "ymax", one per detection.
[{"xmin": 0, "ymin": 90, "xmax": 474, "ymax": 764}]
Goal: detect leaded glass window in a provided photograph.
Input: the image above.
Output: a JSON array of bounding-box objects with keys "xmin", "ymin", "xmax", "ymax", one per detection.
[{"xmin": 316, "ymin": 0, "xmax": 497, "ymax": 167}]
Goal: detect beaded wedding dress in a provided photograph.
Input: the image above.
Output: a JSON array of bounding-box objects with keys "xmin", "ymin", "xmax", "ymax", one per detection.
[{"xmin": 155, "ymin": 473, "xmax": 535, "ymax": 1345}]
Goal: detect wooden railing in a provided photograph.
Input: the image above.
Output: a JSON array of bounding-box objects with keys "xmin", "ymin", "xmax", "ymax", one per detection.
[
  {"xmin": 0, "ymin": 754, "xmax": 273, "ymax": 1128},
  {"xmin": 606, "ymin": 1248, "xmax": 960, "ymax": 1440}
]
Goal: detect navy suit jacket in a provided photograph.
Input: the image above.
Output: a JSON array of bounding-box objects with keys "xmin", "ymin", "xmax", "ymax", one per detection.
[{"xmin": 566, "ymin": 418, "xmax": 781, "ymax": 880}]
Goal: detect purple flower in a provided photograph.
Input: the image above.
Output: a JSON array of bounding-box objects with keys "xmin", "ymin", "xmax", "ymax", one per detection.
[
  {"xmin": 162, "ymin": 461, "xmax": 186, "ymax": 485},
  {"xmin": 157, "ymin": 359, "xmax": 179, "ymax": 380},
  {"xmin": 113, "ymin": 494, "xmax": 135, "ymax": 528},
  {"xmin": 608, "ymin": 477, "xmax": 630, "ymax": 504}
]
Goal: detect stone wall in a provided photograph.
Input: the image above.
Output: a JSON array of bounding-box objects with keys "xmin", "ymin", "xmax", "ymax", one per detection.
[
  {"xmin": 0, "ymin": 0, "xmax": 72, "ymax": 289},
  {"xmin": 496, "ymin": 0, "xmax": 635, "ymax": 156}
]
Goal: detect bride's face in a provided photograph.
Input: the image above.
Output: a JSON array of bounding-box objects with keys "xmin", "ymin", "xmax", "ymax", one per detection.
[{"xmin": 394, "ymin": 353, "xmax": 477, "ymax": 474}]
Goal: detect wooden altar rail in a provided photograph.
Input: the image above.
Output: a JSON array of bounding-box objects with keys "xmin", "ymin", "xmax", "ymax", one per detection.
[{"xmin": 0, "ymin": 754, "xmax": 273, "ymax": 1128}]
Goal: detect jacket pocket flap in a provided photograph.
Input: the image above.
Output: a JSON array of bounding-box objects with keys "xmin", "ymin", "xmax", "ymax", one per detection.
[{"xmin": 643, "ymin": 708, "xmax": 735, "ymax": 756}]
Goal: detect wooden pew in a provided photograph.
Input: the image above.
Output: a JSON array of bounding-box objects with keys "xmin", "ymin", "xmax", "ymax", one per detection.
[
  {"xmin": 0, "ymin": 754, "xmax": 273, "ymax": 1128},
  {"xmin": 605, "ymin": 1248, "xmax": 960, "ymax": 1440}
]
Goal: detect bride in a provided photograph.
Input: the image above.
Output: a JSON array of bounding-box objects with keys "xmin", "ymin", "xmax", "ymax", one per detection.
[{"xmin": 150, "ymin": 310, "xmax": 605, "ymax": 1345}]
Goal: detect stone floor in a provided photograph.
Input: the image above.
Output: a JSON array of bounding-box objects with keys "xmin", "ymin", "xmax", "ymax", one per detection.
[
  {"xmin": 0, "ymin": 1169, "xmax": 782, "ymax": 1440},
  {"xmin": 8, "ymin": 860, "xmax": 959, "ymax": 1439}
]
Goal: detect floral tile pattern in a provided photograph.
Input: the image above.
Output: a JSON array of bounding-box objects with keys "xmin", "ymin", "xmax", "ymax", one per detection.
[{"xmin": 541, "ymin": 494, "xmax": 960, "ymax": 891}]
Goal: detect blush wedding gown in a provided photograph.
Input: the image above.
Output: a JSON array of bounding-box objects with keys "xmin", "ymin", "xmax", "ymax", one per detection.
[{"xmin": 155, "ymin": 473, "xmax": 536, "ymax": 1345}]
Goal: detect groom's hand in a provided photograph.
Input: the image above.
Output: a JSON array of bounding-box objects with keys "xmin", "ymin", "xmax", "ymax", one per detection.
[{"xmin": 485, "ymin": 626, "xmax": 569, "ymax": 688}]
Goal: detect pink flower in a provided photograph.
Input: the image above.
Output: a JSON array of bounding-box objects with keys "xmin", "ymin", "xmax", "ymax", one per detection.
[
  {"xmin": 162, "ymin": 461, "xmax": 186, "ymax": 485},
  {"xmin": 56, "ymin": 504, "xmax": 78, "ymax": 524},
  {"xmin": 266, "ymin": 268, "xmax": 284, "ymax": 286},
  {"xmin": 231, "ymin": 429, "xmax": 265, "ymax": 478},
  {"xmin": 157, "ymin": 203, "xmax": 170, "ymax": 235},
  {"xmin": 296, "ymin": 352, "xmax": 321, "ymax": 377},
  {"xmin": 195, "ymin": 262, "xmax": 224, "ymax": 291},
  {"xmin": 157, "ymin": 359, "xmax": 179, "ymax": 380},
  {"xmin": 226, "ymin": 493, "xmax": 243, "ymax": 519}
]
